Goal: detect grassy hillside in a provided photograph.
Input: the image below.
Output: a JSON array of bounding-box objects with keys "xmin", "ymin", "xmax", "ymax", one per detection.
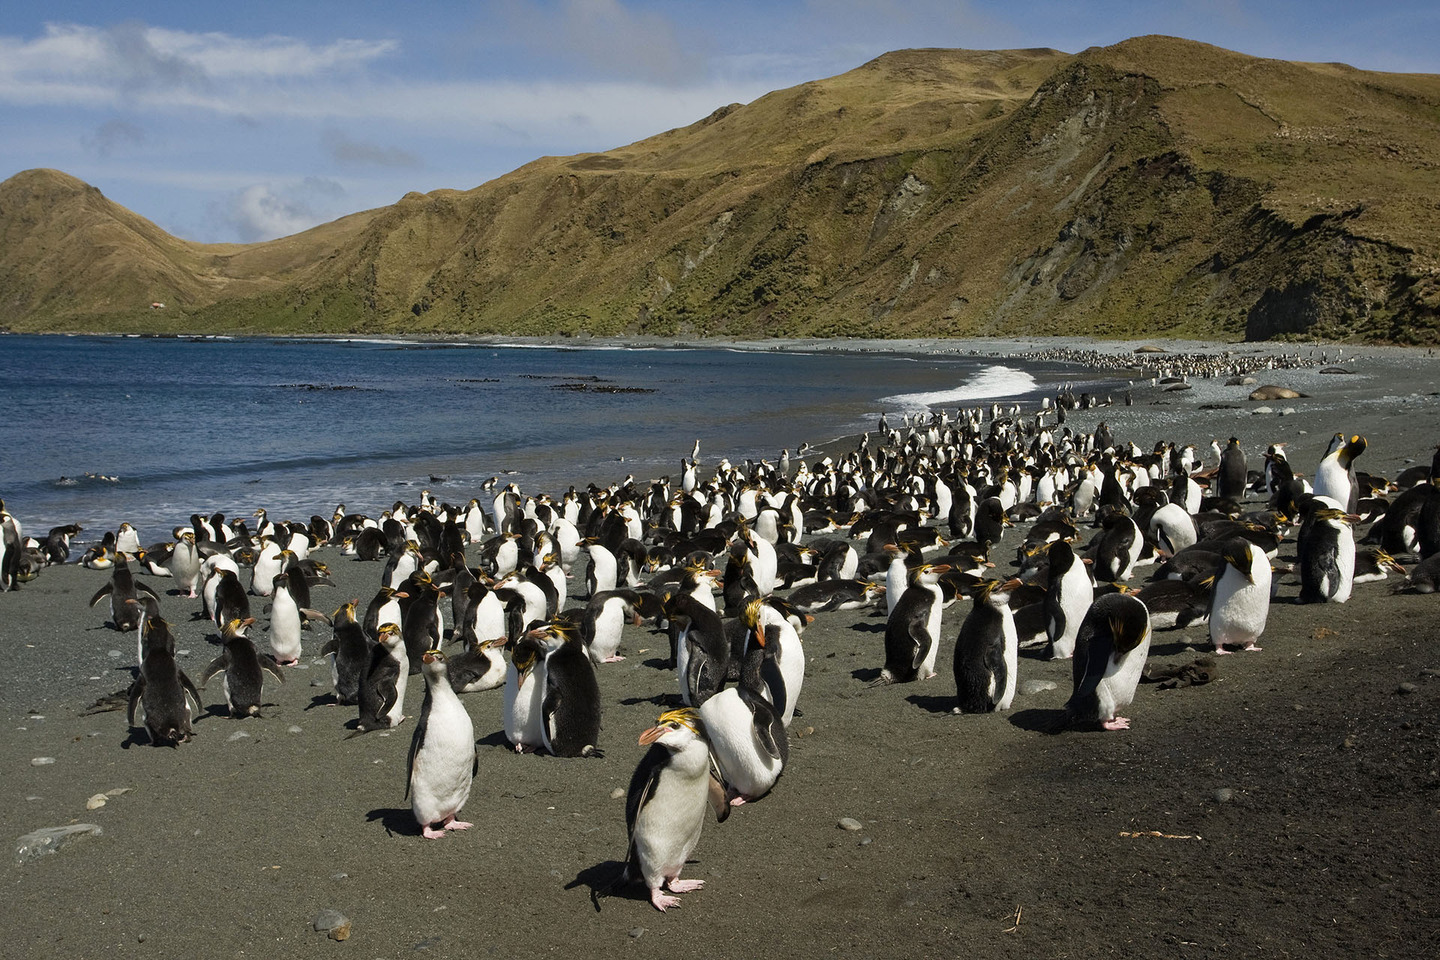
[{"xmin": 3, "ymin": 37, "xmax": 1438, "ymax": 342}]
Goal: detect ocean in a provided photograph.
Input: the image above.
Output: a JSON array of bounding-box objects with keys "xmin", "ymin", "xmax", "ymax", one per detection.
[{"xmin": 0, "ymin": 334, "xmax": 1107, "ymax": 546}]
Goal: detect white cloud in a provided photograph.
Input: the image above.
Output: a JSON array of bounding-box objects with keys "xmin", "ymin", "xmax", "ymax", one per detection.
[{"xmin": 219, "ymin": 178, "xmax": 347, "ymax": 242}]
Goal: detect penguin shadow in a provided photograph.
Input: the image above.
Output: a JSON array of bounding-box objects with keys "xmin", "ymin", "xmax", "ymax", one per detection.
[
  {"xmin": 850, "ymin": 666, "xmax": 883, "ymax": 683},
  {"xmin": 1008, "ymin": 708, "xmax": 1070, "ymax": 736},
  {"xmin": 904, "ymin": 692, "xmax": 956, "ymax": 714},
  {"xmin": 475, "ymin": 730, "xmax": 513, "ymax": 750},
  {"xmin": 849, "ymin": 621, "xmax": 886, "ymax": 635},
  {"xmin": 619, "ymin": 692, "xmax": 678, "ymax": 708},
  {"xmin": 1147, "ymin": 638, "xmax": 1209, "ymax": 658},
  {"xmin": 365, "ymin": 806, "xmax": 423, "ymax": 838},
  {"xmin": 641, "ymin": 656, "xmax": 673, "ymax": 671},
  {"xmin": 565, "ymin": 860, "xmax": 645, "ymax": 913},
  {"xmin": 304, "ymin": 693, "xmax": 341, "ymax": 711}
]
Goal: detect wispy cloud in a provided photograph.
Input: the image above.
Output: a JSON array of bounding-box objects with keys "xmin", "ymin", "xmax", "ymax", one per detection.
[
  {"xmin": 321, "ymin": 129, "xmax": 423, "ymax": 169},
  {"xmin": 83, "ymin": 118, "xmax": 145, "ymax": 158},
  {"xmin": 218, "ymin": 177, "xmax": 347, "ymax": 242}
]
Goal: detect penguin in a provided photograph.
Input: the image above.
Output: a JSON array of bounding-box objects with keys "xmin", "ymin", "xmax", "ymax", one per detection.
[
  {"xmin": 699, "ymin": 627, "xmax": 788, "ymax": 805},
  {"xmin": 1132, "ymin": 578, "xmax": 1211, "ymax": 629},
  {"xmin": 167, "ymin": 532, "xmax": 203, "ymax": 597},
  {"xmin": 1216, "ymin": 438, "xmax": 1248, "ymax": 502},
  {"xmin": 319, "ymin": 601, "xmax": 372, "ymax": 705},
  {"xmin": 406, "ymin": 649, "xmax": 477, "ymax": 839},
  {"xmin": 669, "ymin": 591, "xmax": 729, "ymax": 707},
  {"xmin": 267, "ymin": 570, "xmax": 308, "ymax": 666},
  {"xmin": 1064, "ymin": 593, "xmax": 1153, "ymax": 731},
  {"xmin": 89, "ymin": 556, "xmax": 161, "ymax": 632},
  {"xmin": 353, "ymin": 622, "xmax": 408, "ymax": 733},
  {"xmin": 198, "ymin": 618, "xmax": 285, "ymax": 718},
  {"xmin": 502, "ymin": 630, "xmax": 548, "ymax": 753},
  {"xmin": 741, "ymin": 597, "xmax": 805, "ymax": 727},
  {"xmin": 1313, "ymin": 434, "xmax": 1367, "ymax": 514},
  {"xmin": 364, "ymin": 585, "xmax": 408, "ymax": 642},
  {"xmin": 786, "ymin": 579, "xmax": 884, "ymax": 615},
  {"xmin": 209, "ymin": 567, "xmax": 251, "ymax": 630},
  {"xmin": 879, "ymin": 563, "xmax": 950, "ymax": 684},
  {"xmin": 1297, "ymin": 503, "xmax": 1356, "ymax": 604},
  {"xmin": 974, "ymin": 496, "xmax": 1010, "ymax": 551},
  {"xmin": 622, "ymin": 708, "xmax": 729, "ymax": 912},
  {"xmin": 1148, "ymin": 501, "xmax": 1197, "ymax": 556},
  {"xmin": 952, "ymin": 578, "xmax": 1022, "ymax": 714},
  {"xmin": 536, "ymin": 622, "xmax": 603, "ymax": 758},
  {"xmin": 1044, "ymin": 541, "xmax": 1093, "ymax": 660},
  {"xmin": 1208, "ymin": 538, "xmax": 1272, "ymax": 654},
  {"xmin": 583, "ymin": 539, "xmax": 619, "ymax": 597},
  {"xmin": 399, "ymin": 576, "xmax": 446, "ymax": 674},
  {"xmin": 579, "ymin": 589, "xmax": 645, "ymax": 665},
  {"xmin": 1089, "ymin": 510, "xmax": 1142, "ymax": 582},
  {"xmin": 446, "ymin": 635, "xmax": 508, "ymax": 694},
  {"xmin": 127, "ymin": 616, "xmax": 204, "ymax": 746},
  {"xmin": 0, "ymin": 501, "xmax": 22, "ymax": 591}
]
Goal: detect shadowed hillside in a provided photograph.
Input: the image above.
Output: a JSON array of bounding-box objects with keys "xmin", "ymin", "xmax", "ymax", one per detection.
[{"xmin": 3, "ymin": 37, "xmax": 1438, "ymax": 342}]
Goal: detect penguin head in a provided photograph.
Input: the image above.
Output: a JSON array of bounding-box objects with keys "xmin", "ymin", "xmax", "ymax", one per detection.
[
  {"xmin": 1221, "ymin": 541, "xmax": 1257, "ymax": 582},
  {"xmin": 1340, "ymin": 435, "xmax": 1367, "ymax": 466},
  {"xmin": 639, "ymin": 708, "xmax": 703, "ymax": 748},
  {"xmin": 376, "ymin": 622, "xmax": 403, "ymax": 649}
]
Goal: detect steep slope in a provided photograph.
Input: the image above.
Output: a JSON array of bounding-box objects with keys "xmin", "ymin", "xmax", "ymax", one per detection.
[{"xmin": 3, "ymin": 37, "xmax": 1439, "ymax": 341}]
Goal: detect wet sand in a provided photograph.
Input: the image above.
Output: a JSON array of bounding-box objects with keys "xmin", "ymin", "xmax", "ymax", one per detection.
[{"xmin": 3, "ymin": 340, "xmax": 1438, "ymax": 959}]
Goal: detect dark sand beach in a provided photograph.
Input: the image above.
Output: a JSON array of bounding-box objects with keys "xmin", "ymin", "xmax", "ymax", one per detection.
[{"xmin": 3, "ymin": 341, "xmax": 1438, "ymax": 959}]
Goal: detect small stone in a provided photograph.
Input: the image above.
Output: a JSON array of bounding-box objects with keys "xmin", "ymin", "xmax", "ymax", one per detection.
[
  {"xmin": 1214, "ymin": 788, "xmax": 1234, "ymax": 803},
  {"xmin": 609, "ymin": 788, "xmax": 625, "ymax": 800},
  {"xmin": 1398, "ymin": 682, "xmax": 1419, "ymax": 695},
  {"xmin": 177, "ymin": 650, "xmax": 190, "ymax": 657},
  {"xmin": 1020, "ymin": 679, "xmax": 1057, "ymax": 695},
  {"xmin": 859, "ymin": 837, "xmax": 873, "ymax": 846},
  {"xmin": 85, "ymin": 795, "xmax": 108, "ymax": 810},
  {"xmin": 1421, "ymin": 668, "xmax": 1440, "ymax": 678},
  {"xmin": 107, "ymin": 650, "xmax": 122, "ymax": 659},
  {"xmin": 817, "ymin": 874, "xmax": 829, "ymax": 882},
  {"xmin": 838, "ymin": 817, "xmax": 863, "ymax": 831},
  {"xmin": 288, "ymin": 725, "xmax": 303, "ymax": 734},
  {"xmin": 290, "ymin": 663, "xmax": 309, "ymax": 670},
  {"xmin": 105, "ymin": 788, "xmax": 131, "ymax": 797},
  {"xmin": 1252, "ymin": 406, "xmax": 1273, "ymax": 415},
  {"xmin": 227, "ymin": 731, "xmax": 250, "ymax": 742},
  {"xmin": 30, "ymin": 757, "xmax": 55, "ymax": 766},
  {"xmin": 1280, "ymin": 407, "xmax": 1297, "ymax": 416},
  {"xmin": 332, "ymin": 873, "xmax": 349, "ymax": 881},
  {"xmin": 310, "ymin": 679, "xmax": 324, "ymax": 687},
  {"xmin": 628, "ymin": 928, "xmax": 645, "ymax": 939},
  {"xmin": 312, "ymin": 909, "xmax": 351, "ymax": 941}
]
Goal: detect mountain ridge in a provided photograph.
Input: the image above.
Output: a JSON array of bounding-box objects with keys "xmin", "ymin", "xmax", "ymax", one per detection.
[{"xmin": 3, "ymin": 36, "xmax": 1438, "ymax": 342}]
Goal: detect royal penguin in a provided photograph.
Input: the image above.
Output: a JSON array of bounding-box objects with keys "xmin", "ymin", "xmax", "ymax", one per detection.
[
  {"xmin": 89, "ymin": 555, "xmax": 160, "ymax": 632},
  {"xmin": 406, "ymin": 649, "xmax": 477, "ymax": 839},
  {"xmin": 353, "ymin": 622, "xmax": 408, "ymax": 734},
  {"xmin": 267, "ymin": 569, "xmax": 314, "ymax": 666},
  {"xmin": 198, "ymin": 617, "xmax": 285, "ymax": 718},
  {"xmin": 502, "ymin": 630, "xmax": 548, "ymax": 753},
  {"xmin": 952, "ymin": 578, "xmax": 1022, "ymax": 714},
  {"xmin": 1044, "ymin": 541, "xmax": 1093, "ymax": 660},
  {"xmin": 1089, "ymin": 510, "xmax": 1143, "ymax": 582},
  {"xmin": 579, "ymin": 589, "xmax": 645, "ymax": 665},
  {"xmin": 1312, "ymin": 434, "xmax": 1367, "ymax": 514},
  {"xmin": 699, "ymin": 629, "xmax": 788, "ymax": 805},
  {"xmin": 786, "ymin": 579, "xmax": 884, "ymax": 615},
  {"xmin": 879, "ymin": 563, "xmax": 950, "ymax": 684},
  {"xmin": 1297, "ymin": 502, "xmax": 1356, "ymax": 604},
  {"xmin": 167, "ymin": 532, "xmax": 203, "ymax": 598},
  {"xmin": 740, "ymin": 598, "xmax": 804, "ymax": 726},
  {"xmin": 446, "ymin": 635, "xmax": 508, "ymax": 694},
  {"xmin": 127, "ymin": 616, "xmax": 203, "ymax": 746},
  {"xmin": 668, "ymin": 591, "xmax": 729, "ymax": 707},
  {"xmin": 320, "ymin": 601, "xmax": 372, "ymax": 705},
  {"xmin": 1207, "ymin": 538, "xmax": 1272, "ymax": 654},
  {"xmin": 622, "ymin": 708, "xmax": 729, "ymax": 912},
  {"xmin": 1216, "ymin": 438, "xmax": 1248, "ymax": 502},
  {"xmin": 1064, "ymin": 592, "xmax": 1153, "ymax": 731},
  {"xmin": 535, "ymin": 622, "xmax": 602, "ymax": 757},
  {"xmin": 0, "ymin": 501, "xmax": 20, "ymax": 592}
]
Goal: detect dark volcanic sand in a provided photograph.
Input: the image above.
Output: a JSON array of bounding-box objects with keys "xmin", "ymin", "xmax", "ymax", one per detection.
[{"xmin": 3, "ymin": 342, "xmax": 1439, "ymax": 959}]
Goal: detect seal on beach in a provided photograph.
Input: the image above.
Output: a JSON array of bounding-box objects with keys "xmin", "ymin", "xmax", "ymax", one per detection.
[
  {"xmin": 199, "ymin": 617, "xmax": 285, "ymax": 718},
  {"xmin": 952, "ymin": 578, "xmax": 1022, "ymax": 714},
  {"xmin": 880, "ymin": 563, "xmax": 949, "ymax": 683},
  {"xmin": 1208, "ymin": 539, "xmax": 1271, "ymax": 654},
  {"xmin": 1044, "ymin": 541, "xmax": 1093, "ymax": 660},
  {"xmin": 407, "ymin": 649, "xmax": 477, "ymax": 839},
  {"xmin": 1064, "ymin": 592, "xmax": 1153, "ymax": 731},
  {"xmin": 622, "ymin": 708, "xmax": 729, "ymax": 912}
]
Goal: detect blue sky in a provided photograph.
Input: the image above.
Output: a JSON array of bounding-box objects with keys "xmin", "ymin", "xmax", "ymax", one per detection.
[{"xmin": 3, "ymin": 1, "xmax": 1436, "ymax": 244}]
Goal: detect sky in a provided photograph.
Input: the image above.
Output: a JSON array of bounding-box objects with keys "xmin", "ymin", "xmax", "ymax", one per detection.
[{"xmin": 2, "ymin": 1, "xmax": 1437, "ymax": 244}]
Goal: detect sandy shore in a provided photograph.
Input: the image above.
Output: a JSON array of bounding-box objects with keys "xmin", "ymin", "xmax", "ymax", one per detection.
[{"xmin": 3, "ymin": 341, "xmax": 1438, "ymax": 959}]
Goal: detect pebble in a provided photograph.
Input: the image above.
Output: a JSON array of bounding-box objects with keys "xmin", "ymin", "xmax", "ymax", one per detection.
[
  {"xmin": 85, "ymin": 794, "xmax": 108, "ymax": 810},
  {"xmin": 1252, "ymin": 405, "xmax": 1273, "ymax": 415},
  {"xmin": 628, "ymin": 928, "xmax": 645, "ymax": 939},
  {"xmin": 312, "ymin": 909, "xmax": 351, "ymax": 941},
  {"xmin": 859, "ymin": 837, "xmax": 873, "ymax": 846},
  {"xmin": 1422, "ymin": 668, "xmax": 1440, "ymax": 678},
  {"xmin": 609, "ymin": 788, "xmax": 625, "ymax": 800},
  {"xmin": 107, "ymin": 650, "xmax": 122, "ymax": 659},
  {"xmin": 1398, "ymin": 682, "xmax": 1418, "ymax": 695},
  {"xmin": 227, "ymin": 731, "xmax": 250, "ymax": 742},
  {"xmin": 106, "ymin": 787, "xmax": 131, "ymax": 797},
  {"xmin": 1214, "ymin": 788, "xmax": 1234, "ymax": 803},
  {"xmin": 31, "ymin": 757, "xmax": 55, "ymax": 766},
  {"xmin": 310, "ymin": 679, "xmax": 324, "ymax": 687},
  {"xmin": 838, "ymin": 817, "xmax": 863, "ymax": 831},
  {"xmin": 1280, "ymin": 407, "xmax": 1297, "ymax": 415},
  {"xmin": 1020, "ymin": 679, "xmax": 1057, "ymax": 695},
  {"xmin": 288, "ymin": 725, "xmax": 303, "ymax": 734}
]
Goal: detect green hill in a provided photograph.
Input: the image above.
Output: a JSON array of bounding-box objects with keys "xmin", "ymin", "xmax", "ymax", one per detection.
[{"xmin": 3, "ymin": 36, "xmax": 1438, "ymax": 342}]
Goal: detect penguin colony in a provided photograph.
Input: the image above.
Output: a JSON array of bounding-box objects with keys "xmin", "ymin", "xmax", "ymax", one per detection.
[{"xmin": 2, "ymin": 359, "xmax": 1437, "ymax": 912}]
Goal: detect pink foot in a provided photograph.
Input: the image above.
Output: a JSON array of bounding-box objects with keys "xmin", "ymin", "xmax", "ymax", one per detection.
[
  {"xmin": 1101, "ymin": 716, "xmax": 1131, "ymax": 731},
  {"xmin": 443, "ymin": 818, "xmax": 472, "ymax": 831},
  {"xmin": 729, "ymin": 796, "xmax": 749, "ymax": 807},
  {"xmin": 1213, "ymin": 646, "xmax": 1233, "ymax": 656},
  {"xmin": 421, "ymin": 825, "xmax": 447, "ymax": 839},
  {"xmin": 603, "ymin": 655, "xmax": 626, "ymax": 663},
  {"xmin": 667, "ymin": 878, "xmax": 704, "ymax": 893},
  {"xmin": 514, "ymin": 742, "xmax": 537, "ymax": 754},
  {"xmin": 650, "ymin": 889, "xmax": 682, "ymax": 911},
  {"xmin": 923, "ymin": 671, "xmax": 937, "ymax": 680},
  {"xmin": 1243, "ymin": 643, "xmax": 1263, "ymax": 653}
]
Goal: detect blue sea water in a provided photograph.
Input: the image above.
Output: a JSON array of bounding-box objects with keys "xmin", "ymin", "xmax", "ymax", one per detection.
[{"xmin": 0, "ymin": 334, "xmax": 1101, "ymax": 546}]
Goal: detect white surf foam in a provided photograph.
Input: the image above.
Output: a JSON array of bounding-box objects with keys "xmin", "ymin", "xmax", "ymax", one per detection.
[{"xmin": 879, "ymin": 365, "xmax": 1038, "ymax": 411}]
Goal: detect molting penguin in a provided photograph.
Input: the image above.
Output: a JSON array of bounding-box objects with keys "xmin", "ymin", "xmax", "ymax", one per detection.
[
  {"xmin": 1064, "ymin": 592, "xmax": 1153, "ymax": 731},
  {"xmin": 1208, "ymin": 538, "xmax": 1272, "ymax": 654},
  {"xmin": 952, "ymin": 578, "xmax": 1022, "ymax": 714},
  {"xmin": 622, "ymin": 708, "xmax": 729, "ymax": 912},
  {"xmin": 127, "ymin": 616, "xmax": 204, "ymax": 746},
  {"xmin": 878, "ymin": 563, "xmax": 950, "ymax": 684},
  {"xmin": 699, "ymin": 628, "xmax": 788, "ymax": 805},
  {"xmin": 199, "ymin": 618, "xmax": 285, "ymax": 718},
  {"xmin": 1297, "ymin": 503, "xmax": 1356, "ymax": 604},
  {"xmin": 406, "ymin": 649, "xmax": 477, "ymax": 839}
]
